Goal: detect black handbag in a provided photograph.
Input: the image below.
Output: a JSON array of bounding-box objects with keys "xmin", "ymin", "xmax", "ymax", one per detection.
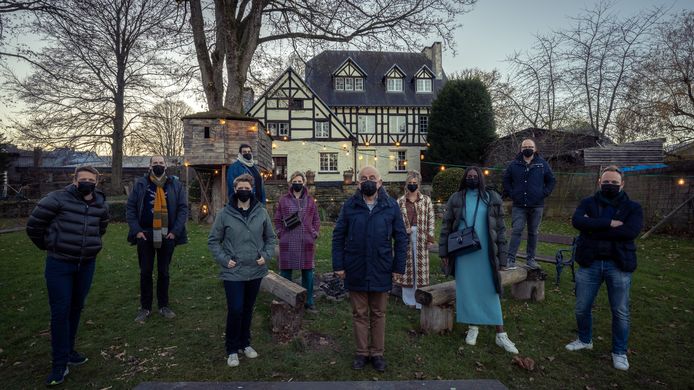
[
  {"xmin": 446, "ymin": 194, "xmax": 482, "ymax": 256},
  {"xmin": 282, "ymin": 211, "xmax": 301, "ymax": 230}
]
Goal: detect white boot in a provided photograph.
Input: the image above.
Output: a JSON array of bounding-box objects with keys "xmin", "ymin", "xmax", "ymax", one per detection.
[
  {"xmin": 495, "ymin": 332, "xmax": 519, "ymax": 354},
  {"xmin": 465, "ymin": 326, "xmax": 479, "ymax": 345}
]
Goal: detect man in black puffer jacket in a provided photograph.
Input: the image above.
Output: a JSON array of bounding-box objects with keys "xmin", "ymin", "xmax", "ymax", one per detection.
[
  {"xmin": 26, "ymin": 165, "xmax": 109, "ymax": 386},
  {"xmin": 565, "ymin": 165, "xmax": 643, "ymax": 372}
]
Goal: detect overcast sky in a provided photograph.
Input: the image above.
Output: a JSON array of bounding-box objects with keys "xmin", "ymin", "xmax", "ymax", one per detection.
[{"xmin": 1, "ymin": 0, "xmax": 692, "ymax": 129}]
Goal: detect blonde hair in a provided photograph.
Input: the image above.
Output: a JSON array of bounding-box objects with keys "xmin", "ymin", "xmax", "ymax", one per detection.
[
  {"xmin": 405, "ymin": 170, "xmax": 422, "ymax": 184},
  {"xmin": 289, "ymin": 171, "xmax": 306, "ymax": 183},
  {"xmin": 601, "ymin": 165, "xmax": 624, "ymax": 180}
]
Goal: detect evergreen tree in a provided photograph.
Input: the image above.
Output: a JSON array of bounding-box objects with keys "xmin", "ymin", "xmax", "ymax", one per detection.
[{"xmin": 427, "ymin": 78, "xmax": 496, "ymax": 166}]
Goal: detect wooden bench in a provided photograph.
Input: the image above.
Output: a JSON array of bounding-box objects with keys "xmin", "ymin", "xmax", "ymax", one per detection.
[
  {"xmin": 513, "ymin": 232, "xmax": 576, "ymax": 285},
  {"xmin": 414, "ymin": 267, "xmax": 547, "ymax": 333}
]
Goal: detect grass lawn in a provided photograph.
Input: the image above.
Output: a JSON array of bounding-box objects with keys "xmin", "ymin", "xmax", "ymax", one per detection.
[{"xmin": 0, "ymin": 218, "xmax": 692, "ymax": 389}]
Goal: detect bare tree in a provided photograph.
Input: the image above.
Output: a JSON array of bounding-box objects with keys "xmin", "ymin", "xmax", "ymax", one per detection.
[
  {"xmin": 3, "ymin": 0, "xmax": 188, "ymax": 193},
  {"xmin": 185, "ymin": 0, "xmax": 477, "ymax": 112},
  {"xmin": 561, "ymin": 1, "xmax": 663, "ymax": 138},
  {"xmin": 132, "ymin": 99, "xmax": 192, "ymax": 159}
]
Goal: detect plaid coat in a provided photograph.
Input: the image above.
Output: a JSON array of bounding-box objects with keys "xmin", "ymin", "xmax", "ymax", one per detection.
[
  {"xmin": 393, "ymin": 193, "xmax": 435, "ymax": 288},
  {"xmin": 273, "ymin": 188, "xmax": 320, "ymax": 269}
]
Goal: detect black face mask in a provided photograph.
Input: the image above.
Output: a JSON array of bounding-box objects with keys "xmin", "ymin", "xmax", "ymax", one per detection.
[
  {"xmin": 151, "ymin": 165, "xmax": 166, "ymax": 177},
  {"xmin": 236, "ymin": 189, "xmax": 253, "ymax": 202},
  {"xmin": 242, "ymin": 153, "xmax": 253, "ymax": 161},
  {"xmin": 406, "ymin": 183, "xmax": 418, "ymax": 192},
  {"xmin": 291, "ymin": 183, "xmax": 304, "ymax": 193},
  {"xmin": 465, "ymin": 178, "xmax": 479, "ymax": 189},
  {"xmin": 77, "ymin": 182, "xmax": 95, "ymax": 197},
  {"xmin": 522, "ymin": 149, "xmax": 535, "ymax": 158},
  {"xmin": 601, "ymin": 184, "xmax": 621, "ymax": 199},
  {"xmin": 361, "ymin": 180, "xmax": 378, "ymax": 196}
]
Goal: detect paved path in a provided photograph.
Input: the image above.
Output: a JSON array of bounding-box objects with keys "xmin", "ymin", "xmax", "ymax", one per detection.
[{"xmin": 135, "ymin": 380, "xmax": 507, "ymax": 390}]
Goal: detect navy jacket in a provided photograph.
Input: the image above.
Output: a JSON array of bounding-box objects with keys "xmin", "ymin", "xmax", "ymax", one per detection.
[
  {"xmin": 226, "ymin": 160, "xmax": 266, "ymax": 204},
  {"xmin": 126, "ymin": 174, "xmax": 188, "ymax": 245},
  {"xmin": 503, "ymin": 153, "xmax": 556, "ymax": 208},
  {"xmin": 571, "ymin": 192, "xmax": 643, "ymax": 272},
  {"xmin": 332, "ymin": 187, "xmax": 408, "ymax": 292},
  {"xmin": 26, "ymin": 185, "xmax": 110, "ymax": 262}
]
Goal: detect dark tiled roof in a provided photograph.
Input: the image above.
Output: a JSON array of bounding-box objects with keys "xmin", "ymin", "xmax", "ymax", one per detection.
[{"xmin": 305, "ymin": 50, "xmax": 446, "ymax": 107}]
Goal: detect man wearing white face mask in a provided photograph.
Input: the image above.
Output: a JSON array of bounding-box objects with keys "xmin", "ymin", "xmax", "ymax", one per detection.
[
  {"xmin": 127, "ymin": 156, "xmax": 188, "ymax": 323},
  {"xmin": 227, "ymin": 144, "xmax": 266, "ymax": 204}
]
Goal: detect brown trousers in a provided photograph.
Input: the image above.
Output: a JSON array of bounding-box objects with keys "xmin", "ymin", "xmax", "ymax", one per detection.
[{"xmin": 349, "ymin": 291, "xmax": 388, "ymax": 357}]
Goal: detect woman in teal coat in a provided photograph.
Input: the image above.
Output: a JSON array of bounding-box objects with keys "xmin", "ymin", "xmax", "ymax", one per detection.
[
  {"xmin": 439, "ymin": 166, "xmax": 519, "ymax": 354},
  {"xmin": 208, "ymin": 173, "xmax": 277, "ymax": 368}
]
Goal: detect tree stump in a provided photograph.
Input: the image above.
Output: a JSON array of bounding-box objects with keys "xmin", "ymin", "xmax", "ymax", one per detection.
[
  {"xmin": 270, "ymin": 300, "xmax": 305, "ymax": 342},
  {"xmin": 420, "ymin": 304, "xmax": 454, "ymax": 334},
  {"xmin": 510, "ymin": 268, "xmax": 547, "ymax": 301}
]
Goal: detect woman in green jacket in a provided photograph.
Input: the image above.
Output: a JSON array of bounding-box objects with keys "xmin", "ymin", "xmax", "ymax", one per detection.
[{"xmin": 208, "ymin": 174, "xmax": 277, "ymax": 368}]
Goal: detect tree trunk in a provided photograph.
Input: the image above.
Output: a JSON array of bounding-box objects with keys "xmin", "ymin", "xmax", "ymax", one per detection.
[{"xmin": 112, "ymin": 70, "xmax": 126, "ymax": 195}]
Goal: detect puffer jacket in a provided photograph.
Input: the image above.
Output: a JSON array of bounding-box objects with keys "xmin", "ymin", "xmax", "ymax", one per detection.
[
  {"xmin": 208, "ymin": 196, "xmax": 277, "ymax": 281},
  {"xmin": 503, "ymin": 153, "xmax": 556, "ymax": 208},
  {"xmin": 332, "ymin": 186, "xmax": 408, "ymax": 292},
  {"xmin": 26, "ymin": 184, "xmax": 110, "ymax": 262},
  {"xmin": 572, "ymin": 191, "xmax": 643, "ymax": 272},
  {"xmin": 439, "ymin": 189, "xmax": 507, "ymax": 294}
]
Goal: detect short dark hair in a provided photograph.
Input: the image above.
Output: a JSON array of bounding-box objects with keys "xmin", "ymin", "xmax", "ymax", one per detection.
[
  {"xmin": 74, "ymin": 165, "xmax": 100, "ymax": 179},
  {"xmin": 458, "ymin": 166, "xmax": 486, "ymax": 193},
  {"xmin": 239, "ymin": 144, "xmax": 252, "ymax": 153},
  {"xmin": 234, "ymin": 173, "xmax": 254, "ymax": 189}
]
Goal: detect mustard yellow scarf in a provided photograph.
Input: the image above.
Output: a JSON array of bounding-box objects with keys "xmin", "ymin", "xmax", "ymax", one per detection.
[{"xmin": 150, "ymin": 174, "xmax": 169, "ymax": 248}]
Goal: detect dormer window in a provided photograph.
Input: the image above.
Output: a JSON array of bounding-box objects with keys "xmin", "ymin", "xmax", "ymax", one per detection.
[
  {"xmin": 386, "ymin": 78, "xmax": 403, "ymax": 92},
  {"xmin": 333, "ymin": 58, "xmax": 367, "ymax": 92},
  {"xmin": 335, "ymin": 76, "xmax": 363, "ymax": 92},
  {"xmin": 335, "ymin": 77, "xmax": 345, "ymax": 90},
  {"xmin": 414, "ymin": 65, "xmax": 435, "ymax": 93},
  {"xmin": 416, "ymin": 78, "xmax": 432, "ymax": 93}
]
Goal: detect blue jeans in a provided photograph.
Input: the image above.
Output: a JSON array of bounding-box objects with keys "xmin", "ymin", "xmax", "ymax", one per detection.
[
  {"xmin": 223, "ymin": 278, "xmax": 262, "ymax": 354},
  {"xmin": 280, "ymin": 269, "xmax": 314, "ymax": 307},
  {"xmin": 506, "ymin": 206, "xmax": 544, "ymax": 263},
  {"xmin": 45, "ymin": 257, "xmax": 96, "ymax": 368},
  {"xmin": 574, "ymin": 260, "xmax": 632, "ymax": 354}
]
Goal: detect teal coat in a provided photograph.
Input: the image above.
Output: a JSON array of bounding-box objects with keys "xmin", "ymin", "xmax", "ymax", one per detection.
[{"xmin": 208, "ymin": 198, "xmax": 277, "ymax": 281}]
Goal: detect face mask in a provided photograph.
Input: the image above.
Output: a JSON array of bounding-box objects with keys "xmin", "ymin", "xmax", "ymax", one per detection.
[
  {"xmin": 151, "ymin": 165, "xmax": 166, "ymax": 177},
  {"xmin": 600, "ymin": 184, "xmax": 621, "ymax": 199},
  {"xmin": 77, "ymin": 182, "xmax": 95, "ymax": 196},
  {"xmin": 522, "ymin": 149, "xmax": 534, "ymax": 158},
  {"xmin": 242, "ymin": 153, "xmax": 253, "ymax": 161},
  {"xmin": 291, "ymin": 183, "xmax": 304, "ymax": 193},
  {"xmin": 236, "ymin": 189, "xmax": 252, "ymax": 202},
  {"xmin": 361, "ymin": 180, "xmax": 378, "ymax": 196},
  {"xmin": 465, "ymin": 178, "xmax": 479, "ymax": 189},
  {"xmin": 407, "ymin": 184, "xmax": 418, "ymax": 192}
]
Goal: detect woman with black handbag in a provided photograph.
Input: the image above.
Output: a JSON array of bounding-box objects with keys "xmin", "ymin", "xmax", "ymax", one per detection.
[
  {"xmin": 273, "ymin": 171, "xmax": 321, "ymax": 311},
  {"xmin": 438, "ymin": 166, "xmax": 519, "ymax": 354}
]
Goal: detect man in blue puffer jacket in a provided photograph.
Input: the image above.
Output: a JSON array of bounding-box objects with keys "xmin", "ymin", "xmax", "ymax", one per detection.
[
  {"xmin": 332, "ymin": 166, "xmax": 407, "ymax": 373},
  {"xmin": 502, "ymin": 138, "xmax": 556, "ymax": 269},
  {"xmin": 565, "ymin": 165, "xmax": 643, "ymax": 372}
]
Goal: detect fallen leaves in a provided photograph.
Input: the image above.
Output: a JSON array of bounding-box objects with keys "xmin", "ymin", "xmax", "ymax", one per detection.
[{"xmin": 512, "ymin": 356, "xmax": 536, "ymax": 371}]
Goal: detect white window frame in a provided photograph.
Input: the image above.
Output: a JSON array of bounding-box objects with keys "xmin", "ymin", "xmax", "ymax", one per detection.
[
  {"xmin": 358, "ymin": 115, "xmax": 376, "ymax": 134},
  {"xmin": 354, "ymin": 78, "xmax": 364, "ymax": 91},
  {"xmin": 319, "ymin": 152, "xmax": 338, "ymax": 172},
  {"xmin": 267, "ymin": 122, "xmax": 278, "ymax": 136},
  {"xmin": 278, "ymin": 122, "xmax": 289, "ymax": 137},
  {"xmin": 345, "ymin": 77, "xmax": 354, "ymax": 91},
  {"xmin": 335, "ymin": 77, "xmax": 345, "ymax": 90},
  {"xmin": 389, "ymin": 115, "xmax": 406, "ymax": 133},
  {"xmin": 418, "ymin": 115, "xmax": 429, "ymax": 133},
  {"xmin": 394, "ymin": 150, "xmax": 407, "ymax": 171},
  {"xmin": 315, "ymin": 121, "xmax": 330, "ymax": 138},
  {"xmin": 386, "ymin": 77, "xmax": 403, "ymax": 92},
  {"xmin": 416, "ymin": 78, "xmax": 433, "ymax": 93}
]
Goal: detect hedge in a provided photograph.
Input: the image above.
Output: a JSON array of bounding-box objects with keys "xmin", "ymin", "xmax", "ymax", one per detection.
[{"xmin": 431, "ymin": 168, "xmax": 465, "ymax": 203}]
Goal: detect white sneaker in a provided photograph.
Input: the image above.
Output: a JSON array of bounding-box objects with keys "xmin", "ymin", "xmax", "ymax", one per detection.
[
  {"xmin": 227, "ymin": 353, "xmax": 239, "ymax": 367},
  {"xmin": 495, "ymin": 332, "xmax": 519, "ymax": 354},
  {"xmin": 465, "ymin": 326, "xmax": 479, "ymax": 345},
  {"xmin": 239, "ymin": 346, "xmax": 258, "ymax": 359},
  {"xmin": 565, "ymin": 339, "xmax": 593, "ymax": 351},
  {"xmin": 612, "ymin": 353, "xmax": 629, "ymax": 371}
]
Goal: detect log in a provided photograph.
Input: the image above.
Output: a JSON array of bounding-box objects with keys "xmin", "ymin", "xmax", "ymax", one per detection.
[
  {"xmin": 414, "ymin": 268, "xmax": 528, "ymax": 306},
  {"xmin": 420, "ymin": 304, "xmax": 454, "ymax": 334},
  {"xmin": 511, "ymin": 280, "xmax": 545, "ymax": 302},
  {"xmin": 260, "ymin": 270, "xmax": 307, "ymax": 308},
  {"xmin": 270, "ymin": 299, "xmax": 304, "ymax": 342}
]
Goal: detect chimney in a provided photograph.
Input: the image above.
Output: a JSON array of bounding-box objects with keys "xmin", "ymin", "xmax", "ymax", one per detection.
[
  {"xmin": 421, "ymin": 42, "xmax": 443, "ymax": 79},
  {"xmin": 242, "ymin": 87, "xmax": 255, "ymax": 114}
]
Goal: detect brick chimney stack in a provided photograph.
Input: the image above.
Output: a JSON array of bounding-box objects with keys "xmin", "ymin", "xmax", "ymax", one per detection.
[{"xmin": 421, "ymin": 42, "xmax": 443, "ymax": 79}]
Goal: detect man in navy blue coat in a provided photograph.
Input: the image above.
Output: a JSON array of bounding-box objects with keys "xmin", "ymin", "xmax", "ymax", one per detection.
[
  {"xmin": 332, "ymin": 166, "xmax": 407, "ymax": 373},
  {"xmin": 502, "ymin": 138, "xmax": 556, "ymax": 269},
  {"xmin": 565, "ymin": 166, "xmax": 643, "ymax": 371}
]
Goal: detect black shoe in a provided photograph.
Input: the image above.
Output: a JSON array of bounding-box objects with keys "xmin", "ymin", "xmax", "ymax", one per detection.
[
  {"xmin": 352, "ymin": 355, "xmax": 369, "ymax": 370},
  {"xmin": 371, "ymin": 355, "xmax": 387, "ymax": 372},
  {"xmin": 67, "ymin": 351, "xmax": 88, "ymax": 366},
  {"xmin": 45, "ymin": 366, "xmax": 69, "ymax": 386}
]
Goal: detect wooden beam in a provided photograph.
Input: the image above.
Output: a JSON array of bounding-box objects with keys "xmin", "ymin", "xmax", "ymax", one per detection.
[
  {"xmin": 260, "ymin": 270, "xmax": 307, "ymax": 308},
  {"xmin": 415, "ymin": 268, "xmax": 528, "ymax": 306}
]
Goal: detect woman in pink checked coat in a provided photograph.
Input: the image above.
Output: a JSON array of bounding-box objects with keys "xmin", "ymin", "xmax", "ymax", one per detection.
[{"xmin": 273, "ymin": 171, "xmax": 321, "ymax": 310}]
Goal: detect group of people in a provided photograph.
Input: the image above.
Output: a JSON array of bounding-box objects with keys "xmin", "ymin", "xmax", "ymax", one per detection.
[{"xmin": 27, "ymin": 139, "xmax": 643, "ymax": 386}]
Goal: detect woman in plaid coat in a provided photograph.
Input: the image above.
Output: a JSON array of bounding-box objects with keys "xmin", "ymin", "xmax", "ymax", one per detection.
[
  {"xmin": 393, "ymin": 170, "xmax": 435, "ymax": 309},
  {"xmin": 273, "ymin": 171, "xmax": 321, "ymax": 310}
]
